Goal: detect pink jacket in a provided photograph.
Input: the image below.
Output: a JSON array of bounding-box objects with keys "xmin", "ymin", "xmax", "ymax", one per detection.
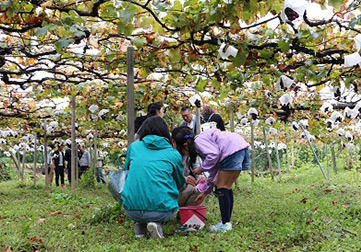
[{"xmin": 195, "ymin": 129, "xmax": 249, "ymax": 194}]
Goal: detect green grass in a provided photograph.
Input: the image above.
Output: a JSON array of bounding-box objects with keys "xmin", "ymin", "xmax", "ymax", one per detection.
[{"xmin": 1, "ymin": 165, "xmax": 361, "ymax": 251}]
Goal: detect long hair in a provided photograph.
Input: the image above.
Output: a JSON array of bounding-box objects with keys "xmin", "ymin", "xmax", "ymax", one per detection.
[
  {"xmin": 171, "ymin": 126, "xmax": 197, "ymax": 163},
  {"xmin": 138, "ymin": 116, "xmax": 171, "ymax": 142}
]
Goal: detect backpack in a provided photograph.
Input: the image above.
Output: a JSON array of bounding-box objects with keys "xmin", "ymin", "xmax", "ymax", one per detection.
[{"xmin": 200, "ymin": 113, "xmax": 217, "ymax": 133}]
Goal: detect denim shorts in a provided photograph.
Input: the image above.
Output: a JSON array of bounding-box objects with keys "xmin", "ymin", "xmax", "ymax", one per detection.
[
  {"xmin": 124, "ymin": 209, "xmax": 176, "ymax": 223},
  {"xmin": 219, "ymin": 149, "xmax": 250, "ymax": 171}
]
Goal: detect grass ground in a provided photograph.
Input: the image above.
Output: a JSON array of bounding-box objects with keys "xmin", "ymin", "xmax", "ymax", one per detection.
[{"xmin": 0, "ymin": 164, "xmax": 361, "ymax": 251}]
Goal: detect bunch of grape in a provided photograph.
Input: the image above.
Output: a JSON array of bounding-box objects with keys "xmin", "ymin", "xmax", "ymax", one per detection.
[{"xmin": 285, "ymin": 7, "xmax": 299, "ymax": 21}]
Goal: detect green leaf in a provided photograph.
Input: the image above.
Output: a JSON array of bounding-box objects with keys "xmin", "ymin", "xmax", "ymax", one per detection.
[
  {"xmin": 211, "ymin": 79, "xmax": 220, "ymax": 88},
  {"xmin": 196, "ymin": 78, "xmax": 208, "ymax": 92},
  {"xmin": 328, "ymin": 0, "xmax": 344, "ymax": 8},
  {"xmin": 260, "ymin": 49, "xmax": 273, "ymax": 59},
  {"xmin": 170, "ymin": 49, "xmax": 181, "ymax": 63},
  {"xmin": 35, "ymin": 26, "xmax": 49, "ymax": 37},
  {"xmin": 119, "ymin": 10, "xmax": 134, "ymax": 23},
  {"xmin": 277, "ymin": 40, "xmax": 289, "ymax": 52},
  {"xmin": 132, "ymin": 37, "xmax": 147, "ymax": 48},
  {"xmin": 232, "ymin": 53, "xmax": 248, "ymax": 67},
  {"xmin": 55, "ymin": 38, "xmax": 74, "ymax": 49}
]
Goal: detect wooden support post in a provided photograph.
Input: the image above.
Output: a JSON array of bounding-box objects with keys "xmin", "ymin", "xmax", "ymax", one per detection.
[
  {"xmin": 127, "ymin": 46, "xmax": 135, "ymax": 146},
  {"xmin": 325, "ymin": 144, "xmax": 329, "ymax": 179},
  {"xmin": 33, "ymin": 133, "xmax": 37, "ymax": 186},
  {"xmin": 21, "ymin": 149, "xmax": 26, "ymax": 181},
  {"xmin": 93, "ymin": 129, "xmax": 98, "ymax": 183},
  {"xmin": 250, "ymin": 120, "xmax": 255, "ymax": 183},
  {"xmin": 44, "ymin": 123, "xmax": 48, "ymax": 186},
  {"xmin": 262, "ymin": 126, "xmax": 274, "ymax": 181},
  {"xmin": 195, "ymin": 106, "xmax": 201, "ymax": 135},
  {"xmin": 71, "ymin": 95, "xmax": 76, "ymax": 193},
  {"xmin": 229, "ymin": 104, "xmax": 235, "ymax": 132},
  {"xmin": 331, "ymin": 145, "xmax": 337, "ymax": 174}
]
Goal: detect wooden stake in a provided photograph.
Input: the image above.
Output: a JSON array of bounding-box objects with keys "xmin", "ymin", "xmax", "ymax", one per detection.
[
  {"xmin": 195, "ymin": 106, "xmax": 201, "ymax": 135},
  {"xmin": 262, "ymin": 126, "xmax": 274, "ymax": 181},
  {"xmin": 250, "ymin": 120, "xmax": 255, "ymax": 183},
  {"xmin": 127, "ymin": 46, "xmax": 135, "ymax": 146},
  {"xmin": 331, "ymin": 145, "xmax": 337, "ymax": 174},
  {"xmin": 325, "ymin": 144, "xmax": 329, "ymax": 179},
  {"xmin": 21, "ymin": 149, "xmax": 26, "ymax": 181},
  {"xmin": 33, "ymin": 133, "xmax": 37, "ymax": 186},
  {"xmin": 93, "ymin": 129, "xmax": 98, "ymax": 183},
  {"xmin": 229, "ymin": 104, "xmax": 234, "ymax": 132},
  {"xmin": 71, "ymin": 95, "xmax": 76, "ymax": 193},
  {"xmin": 44, "ymin": 123, "xmax": 48, "ymax": 186}
]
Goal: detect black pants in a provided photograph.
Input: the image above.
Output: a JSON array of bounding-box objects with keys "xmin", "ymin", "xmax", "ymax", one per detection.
[
  {"xmin": 55, "ymin": 166, "xmax": 65, "ymax": 186},
  {"xmin": 67, "ymin": 165, "xmax": 71, "ymax": 183},
  {"xmin": 78, "ymin": 166, "xmax": 89, "ymax": 178}
]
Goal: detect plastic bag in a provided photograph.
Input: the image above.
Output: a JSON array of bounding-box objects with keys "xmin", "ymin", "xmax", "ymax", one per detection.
[{"xmin": 107, "ymin": 169, "xmax": 129, "ymax": 203}]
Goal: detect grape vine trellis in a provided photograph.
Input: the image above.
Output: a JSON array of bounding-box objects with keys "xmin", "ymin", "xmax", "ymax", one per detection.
[{"xmin": 1, "ymin": 0, "xmax": 361, "ymax": 171}]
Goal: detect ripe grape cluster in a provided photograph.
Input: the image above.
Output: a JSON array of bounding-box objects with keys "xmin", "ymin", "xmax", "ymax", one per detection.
[{"xmin": 285, "ymin": 7, "xmax": 299, "ymax": 21}]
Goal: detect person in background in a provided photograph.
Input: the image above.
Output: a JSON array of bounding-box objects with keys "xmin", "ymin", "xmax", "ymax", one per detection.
[
  {"xmin": 122, "ymin": 116, "xmax": 185, "ymax": 239},
  {"xmin": 52, "ymin": 141, "xmax": 66, "ymax": 187},
  {"xmin": 95, "ymin": 147, "xmax": 106, "ymax": 184},
  {"xmin": 182, "ymin": 129, "xmax": 250, "ymax": 232},
  {"xmin": 45, "ymin": 145, "xmax": 55, "ymax": 186},
  {"xmin": 201, "ymin": 106, "xmax": 225, "ymax": 131},
  {"xmin": 171, "ymin": 127, "xmax": 205, "ymax": 207},
  {"xmin": 78, "ymin": 143, "xmax": 91, "ymax": 178},
  {"xmin": 180, "ymin": 106, "xmax": 197, "ymax": 133},
  {"xmin": 64, "ymin": 140, "xmax": 72, "ymax": 184},
  {"xmin": 134, "ymin": 102, "xmax": 164, "ymax": 134}
]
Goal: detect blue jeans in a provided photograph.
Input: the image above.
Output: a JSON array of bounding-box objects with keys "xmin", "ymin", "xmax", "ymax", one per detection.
[
  {"xmin": 96, "ymin": 167, "xmax": 106, "ymax": 184},
  {"xmin": 220, "ymin": 149, "xmax": 250, "ymax": 171},
  {"xmin": 124, "ymin": 209, "xmax": 176, "ymax": 223}
]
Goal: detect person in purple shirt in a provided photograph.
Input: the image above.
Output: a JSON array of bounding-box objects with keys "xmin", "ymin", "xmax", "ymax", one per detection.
[{"xmin": 175, "ymin": 128, "xmax": 250, "ymax": 232}]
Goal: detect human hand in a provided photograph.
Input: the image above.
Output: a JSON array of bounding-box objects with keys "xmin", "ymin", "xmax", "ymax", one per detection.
[
  {"xmin": 193, "ymin": 167, "xmax": 202, "ymax": 175},
  {"xmin": 194, "ymin": 193, "xmax": 207, "ymax": 205},
  {"xmin": 186, "ymin": 176, "xmax": 197, "ymax": 186}
]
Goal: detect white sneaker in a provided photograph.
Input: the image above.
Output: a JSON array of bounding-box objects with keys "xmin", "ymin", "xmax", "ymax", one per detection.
[
  {"xmin": 147, "ymin": 222, "xmax": 164, "ymax": 239},
  {"xmin": 209, "ymin": 221, "xmax": 222, "ymax": 231},
  {"xmin": 219, "ymin": 222, "xmax": 232, "ymax": 232}
]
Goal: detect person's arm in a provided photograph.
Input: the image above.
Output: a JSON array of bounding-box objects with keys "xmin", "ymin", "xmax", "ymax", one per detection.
[
  {"xmin": 173, "ymin": 155, "xmax": 186, "ymax": 190},
  {"xmin": 123, "ymin": 146, "xmax": 131, "ymax": 170},
  {"xmin": 195, "ymin": 137, "xmax": 221, "ymax": 172}
]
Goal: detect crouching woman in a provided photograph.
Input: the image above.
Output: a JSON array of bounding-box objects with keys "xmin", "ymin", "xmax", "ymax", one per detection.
[{"xmin": 121, "ymin": 116, "xmax": 185, "ymax": 239}]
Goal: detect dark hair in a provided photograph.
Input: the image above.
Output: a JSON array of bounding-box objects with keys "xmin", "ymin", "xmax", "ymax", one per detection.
[
  {"xmin": 181, "ymin": 106, "xmax": 192, "ymax": 113},
  {"xmin": 171, "ymin": 126, "xmax": 197, "ymax": 163},
  {"xmin": 138, "ymin": 116, "xmax": 171, "ymax": 142},
  {"xmin": 147, "ymin": 102, "xmax": 163, "ymax": 116},
  {"xmin": 202, "ymin": 105, "xmax": 215, "ymax": 115}
]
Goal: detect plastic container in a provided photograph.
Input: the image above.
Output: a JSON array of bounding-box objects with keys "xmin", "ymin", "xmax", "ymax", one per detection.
[{"xmin": 179, "ymin": 206, "xmax": 207, "ymax": 230}]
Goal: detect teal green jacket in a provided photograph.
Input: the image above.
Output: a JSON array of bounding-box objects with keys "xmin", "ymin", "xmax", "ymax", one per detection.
[{"xmin": 121, "ymin": 135, "xmax": 185, "ymax": 212}]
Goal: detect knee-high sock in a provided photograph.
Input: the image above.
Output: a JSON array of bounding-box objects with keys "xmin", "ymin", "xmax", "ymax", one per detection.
[
  {"xmin": 217, "ymin": 188, "xmax": 231, "ymax": 224},
  {"xmin": 228, "ymin": 189, "xmax": 234, "ymax": 220}
]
